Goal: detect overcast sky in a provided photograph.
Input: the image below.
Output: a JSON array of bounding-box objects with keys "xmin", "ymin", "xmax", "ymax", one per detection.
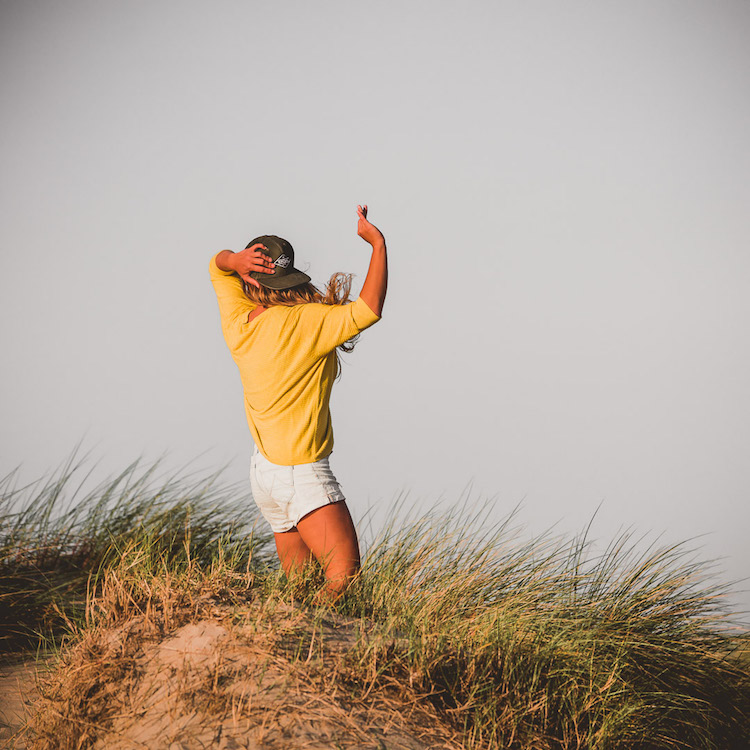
[{"xmin": 2, "ymin": 1, "xmax": 749, "ymax": 615}]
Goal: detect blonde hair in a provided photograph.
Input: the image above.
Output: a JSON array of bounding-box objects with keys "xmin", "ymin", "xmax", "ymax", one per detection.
[{"xmin": 242, "ymin": 272, "xmax": 359, "ymax": 355}]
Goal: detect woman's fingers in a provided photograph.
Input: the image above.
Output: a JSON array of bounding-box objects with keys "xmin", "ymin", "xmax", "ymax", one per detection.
[
  {"xmin": 243, "ymin": 248, "xmax": 274, "ymax": 274},
  {"xmin": 251, "ymin": 251, "xmax": 275, "ymax": 272},
  {"xmin": 243, "ymin": 275, "xmax": 261, "ymax": 288}
]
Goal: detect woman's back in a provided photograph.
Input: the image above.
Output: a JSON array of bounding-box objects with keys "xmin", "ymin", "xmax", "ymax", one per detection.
[{"xmin": 228, "ymin": 298, "xmax": 379, "ymax": 464}]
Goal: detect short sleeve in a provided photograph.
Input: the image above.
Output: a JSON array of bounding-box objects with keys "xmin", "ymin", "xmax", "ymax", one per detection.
[
  {"xmin": 209, "ymin": 254, "xmax": 256, "ymax": 330},
  {"xmin": 302, "ymin": 297, "xmax": 381, "ymax": 359}
]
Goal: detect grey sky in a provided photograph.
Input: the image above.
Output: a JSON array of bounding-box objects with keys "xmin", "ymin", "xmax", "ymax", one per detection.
[{"xmin": 2, "ymin": 1, "xmax": 749, "ymax": 613}]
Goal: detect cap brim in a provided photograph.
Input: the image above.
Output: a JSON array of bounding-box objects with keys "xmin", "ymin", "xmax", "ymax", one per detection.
[{"xmin": 252, "ymin": 268, "xmax": 311, "ymax": 290}]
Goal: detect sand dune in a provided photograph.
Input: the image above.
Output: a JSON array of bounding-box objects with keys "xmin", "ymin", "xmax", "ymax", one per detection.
[{"xmin": 13, "ymin": 600, "xmax": 463, "ymax": 749}]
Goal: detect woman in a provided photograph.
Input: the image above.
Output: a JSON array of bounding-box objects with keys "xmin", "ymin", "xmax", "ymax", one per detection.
[{"xmin": 209, "ymin": 205, "xmax": 387, "ymax": 601}]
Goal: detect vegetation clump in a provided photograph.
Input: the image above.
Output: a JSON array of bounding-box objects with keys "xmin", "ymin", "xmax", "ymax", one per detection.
[{"xmin": 1, "ymin": 456, "xmax": 749, "ymax": 749}]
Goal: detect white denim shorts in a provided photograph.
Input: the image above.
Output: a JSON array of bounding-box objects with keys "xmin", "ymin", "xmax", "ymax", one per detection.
[{"xmin": 249, "ymin": 448, "xmax": 346, "ymax": 533}]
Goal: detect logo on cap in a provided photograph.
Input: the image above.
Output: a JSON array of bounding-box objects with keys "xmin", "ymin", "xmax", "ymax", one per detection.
[{"xmin": 274, "ymin": 254, "xmax": 291, "ymax": 269}]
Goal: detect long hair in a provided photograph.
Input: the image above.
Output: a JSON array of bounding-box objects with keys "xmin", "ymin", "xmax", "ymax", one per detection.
[{"xmin": 242, "ymin": 272, "xmax": 360, "ymax": 356}]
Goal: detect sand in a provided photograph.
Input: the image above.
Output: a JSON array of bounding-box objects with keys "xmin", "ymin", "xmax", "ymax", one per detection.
[
  {"xmin": 0, "ymin": 657, "xmax": 50, "ymax": 749},
  {"xmin": 14, "ymin": 600, "xmax": 465, "ymax": 749}
]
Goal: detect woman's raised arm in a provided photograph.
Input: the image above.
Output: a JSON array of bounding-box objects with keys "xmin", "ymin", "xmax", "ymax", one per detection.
[{"xmin": 356, "ymin": 205, "xmax": 388, "ymax": 318}]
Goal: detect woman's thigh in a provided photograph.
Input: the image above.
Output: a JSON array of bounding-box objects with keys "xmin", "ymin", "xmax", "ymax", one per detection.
[
  {"xmin": 295, "ymin": 501, "xmax": 360, "ymax": 577},
  {"xmin": 274, "ymin": 529, "xmax": 313, "ymax": 573}
]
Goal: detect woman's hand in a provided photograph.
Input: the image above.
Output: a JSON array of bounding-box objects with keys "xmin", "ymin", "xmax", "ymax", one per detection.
[
  {"xmin": 357, "ymin": 205, "xmax": 385, "ymax": 247},
  {"xmin": 217, "ymin": 244, "xmax": 275, "ymax": 288}
]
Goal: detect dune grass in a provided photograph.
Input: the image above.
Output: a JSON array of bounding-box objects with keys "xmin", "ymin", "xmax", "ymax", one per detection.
[
  {"xmin": 0, "ymin": 452, "xmax": 274, "ymax": 655},
  {"xmin": 1, "ymin": 455, "xmax": 749, "ymax": 749}
]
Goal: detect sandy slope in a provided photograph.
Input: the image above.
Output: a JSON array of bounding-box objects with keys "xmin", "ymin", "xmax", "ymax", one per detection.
[
  {"xmin": 17, "ymin": 601, "xmax": 464, "ymax": 749},
  {"xmin": 1, "ymin": 659, "xmax": 43, "ymax": 748}
]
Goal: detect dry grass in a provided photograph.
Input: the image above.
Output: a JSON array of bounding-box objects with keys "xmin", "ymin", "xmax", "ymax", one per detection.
[
  {"xmin": 23, "ymin": 549, "xmax": 463, "ymax": 749},
  {"xmin": 0, "ymin": 451, "xmax": 274, "ymax": 655},
  {"xmin": 2, "ymin": 455, "xmax": 749, "ymax": 749}
]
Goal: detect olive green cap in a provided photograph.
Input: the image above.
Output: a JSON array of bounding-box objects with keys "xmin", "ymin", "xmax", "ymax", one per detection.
[{"xmin": 246, "ymin": 235, "xmax": 311, "ymax": 290}]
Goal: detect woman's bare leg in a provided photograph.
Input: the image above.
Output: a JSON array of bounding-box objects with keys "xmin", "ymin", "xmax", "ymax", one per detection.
[
  {"xmin": 295, "ymin": 501, "xmax": 360, "ymax": 600},
  {"xmin": 274, "ymin": 529, "xmax": 314, "ymax": 577}
]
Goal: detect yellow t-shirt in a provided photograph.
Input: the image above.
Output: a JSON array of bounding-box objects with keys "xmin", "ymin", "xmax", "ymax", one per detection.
[{"xmin": 209, "ymin": 255, "xmax": 380, "ymax": 465}]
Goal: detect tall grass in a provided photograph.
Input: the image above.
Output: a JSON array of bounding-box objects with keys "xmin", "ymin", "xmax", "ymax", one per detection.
[
  {"xmin": 0, "ymin": 452, "xmax": 274, "ymax": 653},
  {"xmin": 344, "ymin": 503, "xmax": 750, "ymax": 748},
  {"xmin": 2, "ymin": 454, "xmax": 749, "ymax": 748}
]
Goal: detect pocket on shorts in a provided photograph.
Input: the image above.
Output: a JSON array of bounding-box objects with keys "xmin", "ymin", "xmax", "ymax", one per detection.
[
  {"xmin": 269, "ymin": 471, "xmax": 295, "ymax": 505},
  {"xmin": 252, "ymin": 455, "xmax": 295, "ymax": 506}
]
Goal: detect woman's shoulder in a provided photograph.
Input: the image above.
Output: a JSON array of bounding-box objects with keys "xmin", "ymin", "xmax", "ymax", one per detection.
[
  {"xmin": 294, "ymin": 300, "xmax": 353, "ymax": 320},
  {"xmin": 290, "ymin": 300, "xmax": 339, "ymax": 314}
]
